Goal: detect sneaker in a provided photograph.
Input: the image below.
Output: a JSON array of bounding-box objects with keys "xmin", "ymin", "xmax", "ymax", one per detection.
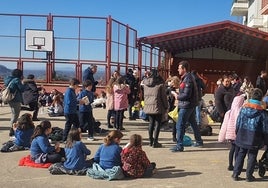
[
  {"xmin": 231, "ymin": 174, "xmax": 242, "ymax": 181},
  {"xmin": 153, "ymin": 142, "xmax": 162, "ymax": 148},
  {"xmin": 227, "ymin": 165, "xmax": 234, "ymax": 171},
  {"xmin": 246, "ymin": 175, "xmax": 255, "ymax": 182},
  {"xmin": 108, "ymin": 125, "xmax": 113, "ymax": 128},
  {"xmin": 192, "ymin": 142, "xmax": 203, "ymax": 147},
  {"xmin": 87, "ymin": 137, "xmax": 95, "ymax": 141},
  {"xmin": 32, "ymin": 118, "xmax": 40, "ymax": 121},
  {"xmin": 119, "ymin": 127, "xmax": 125, "ymax": 131},
  {"xmin": 170, "ymin": 146, "xmax": 184, "ymax": 152}
]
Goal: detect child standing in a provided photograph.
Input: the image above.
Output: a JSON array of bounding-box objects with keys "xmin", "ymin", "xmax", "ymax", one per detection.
[
  {"xmin": 232, "ymin": 88, "xmax": 268, "ymax": 182},
  {"xmin": 113, "ymin": 77, "xmax": 130, "ymax": 130},
  {"xmin": 77, "ymin": 80, "xmax": 95, "ymax": 140},
  {"xmin": 218, "ymin": 94, "xmax": 245, "ymax": 171},
  {"xmin": 30, "ymin": 120, "xmax": 65, "ymax": 163},
  {"xmin": 64, "ymin": 128, "xmax": 92, "ymax": 170},
  {"xmin": 63, "ymin": 78, "xmax": 80, "ymax": 141},
  {"xmin": 121, "ymin": 134, "xmax": 156, "ymax": 178},
  {"xmin": 93, "ymin": 130, "xmax": 123, "ymax": 170}
]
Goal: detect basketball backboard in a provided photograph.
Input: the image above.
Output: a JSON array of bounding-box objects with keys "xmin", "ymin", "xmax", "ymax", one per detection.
[{"xmin": 25, "ymin": 29, "xmax": 53, "ymax": 52}]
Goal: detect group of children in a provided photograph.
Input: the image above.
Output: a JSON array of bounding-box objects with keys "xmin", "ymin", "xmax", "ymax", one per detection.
[
  {"xmin": 1, "ymin": 111, "xmax": 155, "ymax": 179},
  {"xmin": 218, "ymin": 88, "xmax": 268, "ymax": 182}
]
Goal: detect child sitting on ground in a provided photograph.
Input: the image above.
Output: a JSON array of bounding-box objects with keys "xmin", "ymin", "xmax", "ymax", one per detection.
[
  {"xmin": 47, "ymin": 94, "xmax": 64, "ymax": 117},
  {"xmin": 64, "ymin": 128, "xmax": 92, "ymax": 170},
  {"xmin": 30, "ymin": 120, "xmax": 65, "ymax": 163},
  {"xmin": 1, "ymin": 113, "xmax": 35, "ymax": 152},
  {"xmin": 121, "ymin": 134, "xmax": 156, "ymax": 178},
  {"xmin": 87, "ymin": 130, "xmax": 124, "ymax": 180}
]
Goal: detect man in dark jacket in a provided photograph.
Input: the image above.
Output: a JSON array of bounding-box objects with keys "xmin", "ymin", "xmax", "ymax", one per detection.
[
  {"xmin": 83, "ymin": 65, "xmax": 98, "ymax": 93},
  {"xmin": 214, "ymin": 75, "xmax": 235, "ymax": 123},
  {"xmin": 22, "ymin": 74, "xmax": 42, "ymax": 121},
  {"xmin": 256, "ymin": 70, "xmax": 267, "ymax": 95},
  {"xmin": 170, "ymin": 61, "xmax": 203, "ymax": 152},
  {"xmin": 232, "ymin": 88, "xmax": 268, "ymax": 182}
]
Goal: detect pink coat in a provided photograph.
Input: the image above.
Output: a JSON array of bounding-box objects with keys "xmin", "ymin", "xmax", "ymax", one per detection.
[
  {"xmin": 113, "ymin": 84, "xmax": 130, "ymax": 110},
  {"xmin": 218, "ymin": 95, "xmax": 245, "ymax": 142}
]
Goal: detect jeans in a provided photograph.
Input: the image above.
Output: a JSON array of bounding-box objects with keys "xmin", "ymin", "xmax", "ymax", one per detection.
[
  {"xmin": 9, "ymin": 101, "xmax": 21, "ymax": 136},
  {"xmin": 79, "ymin": 111, "xmax": 94, "ymax": 138},
  {"xmin": 233, "ymin": 147, "xmax": 258, "ymax": 177},
  {"xmin": 63, "ymin": 113, "xmax": 80, "ymax": 141},
  {"xmin": 148, "ymin": 114, "xmax": 162, "ymax": 145},
  {"xmin": 176, "ymin": 107, "xmax": 203, "ymax": 150},
  {"xmin": 195, "ymin": 101, "xmax": 202, "ymax": 126}
]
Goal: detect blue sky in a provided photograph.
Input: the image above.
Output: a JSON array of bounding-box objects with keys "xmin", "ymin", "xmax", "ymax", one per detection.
[{"xmin": 1, "ymin": 0, "xmax": 237, "ymax": 37}]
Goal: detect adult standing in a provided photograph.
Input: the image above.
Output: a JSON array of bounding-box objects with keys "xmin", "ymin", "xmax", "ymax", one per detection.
[
  {"xmin": 214, "ymin": 75, "xmax": 235, "ymax": 123},
  {"xmin": 256, "ymin": 70, "xmax": 267, "ymax": 95},
  {"xmin": 83, "ymin": 65, "xmax": 98, "ymax": 93},
  {"xmin": 170, "ymin": 61, "xmax": 203, "ymax": 152},
  {"xmin": 124, "ymin": 69, "xmax": 138, "ymax": 120},
  {"xmin": 191, "ymin": 70, "xmax": 206, "ymax": 128},
  {"xmin": 143, "ymin": 69, "xmax": 168, "ymax": 148},
  {"xmin": 4, "ymin": 69, "xmax": 26, "ymax": 137},
  {"xmin": 22, "ymin": 74, "xmax": 42, "ymax": 121}
]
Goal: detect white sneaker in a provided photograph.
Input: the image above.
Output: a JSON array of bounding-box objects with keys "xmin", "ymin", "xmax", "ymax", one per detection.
[
  {"xmin": 87, "ymin": 137, "xmax": 95, "ymax": 141},
  {"xmin": 9, "ymin": 136, "xmax": 16, "ymax": 141}
]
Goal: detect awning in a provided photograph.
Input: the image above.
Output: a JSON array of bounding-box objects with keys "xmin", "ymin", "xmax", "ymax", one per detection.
[{"xmin": 138, "ymin": 20, "xmax": 268, "ymax": 61}]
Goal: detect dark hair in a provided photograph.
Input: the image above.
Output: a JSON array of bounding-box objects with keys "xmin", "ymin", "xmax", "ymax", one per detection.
[
  {"xmin": 65, "ymin": 128, "xmax": 81, "ymax": 148},
  {"xmin": 251, "ymin": 88, "xmax": 263, "ymax": 101},
  {"xmin": 83, "ymin": 80, "xmax": 92, "ymax": 88},
  {"xmin": 179, "ymin": 60, "xmax": 190, "ymax": 71},
  {"xmin": 31, "ymin": 120, "xmax": 52, "ymax": 140},
  {"xmin": 12, "ymin": 69, "xmax": 23, "ymax": 78},
  {"xmin": 16, "ymin": 113, "xmax": 35, "ymax": 130},
  {"xmin": 69, "ymin": 78, "xmax": 80, "ymax": 86},
  {"xmin": 115, "ymin": 76, "xmax": 126, "ymax": 85},
  {"xmin": 129, "ymin": 134, "xmax": 142, "ymax": 147},
  {"xmin": 103, "ymin": 130, "xmax": 123, "ymax": 146},
  {"xmin": 27, "ymin": 74, "xmax": 35, "ymax": 79}
]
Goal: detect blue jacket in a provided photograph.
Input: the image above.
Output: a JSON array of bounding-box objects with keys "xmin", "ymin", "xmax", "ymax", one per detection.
[
  {"xmin": 14, "ymin": 128, "xmax": 34, "ymax": 148},
  {"xmin": 77, "ymin": 89, "xmax": 94, "ymax": 112},
  {"xmin": 94, "ymin": 142, "xmax": 122, "ymax": 170},
  {"xmin": 4, "ymin": 76, "xmax": 25, "ymax": 103},
  {"xmin": 64, "ymin": 141, "xmax": 91, "ymax": 170},
  {"xmin": 177, "ymin": 72, "xmax": 198, "ymax": 109},
  {"xmin": 64, "ymin": 87, "xmax": 78, "ymax": 114},
  {"xmin": 30, "ymin": 134, "xmax": 55, "ymax": 159},
  {"xmin": 83, "ymin": 68, "xmax": 98, "ymax": 92},
  {"xmin": 235, "ymin": 99, "xmax": 268, "ymax": 150}
]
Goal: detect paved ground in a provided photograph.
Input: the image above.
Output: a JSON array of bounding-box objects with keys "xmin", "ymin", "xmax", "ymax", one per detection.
[{"xmin": 0, "ymin": 96, "xmax": 268, "ymax": 188}]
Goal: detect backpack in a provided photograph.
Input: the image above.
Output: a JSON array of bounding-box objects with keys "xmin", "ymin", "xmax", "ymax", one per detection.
[{"xmin": 2, "ymin": 81, "xmax": 16, "ymax": 103}]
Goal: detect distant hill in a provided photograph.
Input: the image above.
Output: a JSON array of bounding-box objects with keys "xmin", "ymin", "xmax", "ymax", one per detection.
[{"xmin": 0, "ymin": 65, "xmax": 12, "ymax": 79}]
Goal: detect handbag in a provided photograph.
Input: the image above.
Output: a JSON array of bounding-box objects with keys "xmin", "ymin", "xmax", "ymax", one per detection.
[
  {"xmin": 168, "ymin": 106, "xmax": 178, "ymax": 122},
  {"xmin": 2, "ymin": 80, "xmax": 16, "ymax": 103}
]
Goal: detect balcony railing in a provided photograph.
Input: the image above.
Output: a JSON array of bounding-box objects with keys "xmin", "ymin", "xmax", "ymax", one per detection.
[{"xmin": 231, "ymin": 0, "xmax": 248, "ymax": 16}]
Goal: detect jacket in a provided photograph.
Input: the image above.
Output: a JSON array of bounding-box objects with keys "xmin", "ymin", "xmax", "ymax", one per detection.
[
  {"xmin": 214, "ymin": 84, "xmax": 235, "ymax": 116},
  {"xmin": 22, "ymin": 79, "xmax": 40, "ymax": 105},
  {"xmin": 121, "ymin": 146, "xmax": 151, "ymax": 178},
  {"xmin": 235, "ymin": 99, "xmax": 268, "ymax": 150},
  {"xmin": 143, "ymin": 76, "xmax": 168, "ymax": 114},
  {"xmin": 218, "ymin": 95, "xmax": 245, "ymax": 142},
  {"xmin": 30, "ymin": 134, "xmax": 56, "ymax": 160},
  {"xmin": 77, "ymin": 89, "xmax": 94, "ymax": 112},
  {"xmin": 64, "ymin": 141, "xmax": 91, "ymax": 170},
  {"xmin": 177, "ymin": 72, "xmax": 198, "ymax": 109},
  {"xmin": 113, "ymin": 84, "xmax": 130, "ymax": 111},
  {"xmin": 4, "ymin": 76, "xmax": 25, "ymax": 103},
  {"xmin": 64, "ymin": 87, "xmax": 78, "ymax": 114}
]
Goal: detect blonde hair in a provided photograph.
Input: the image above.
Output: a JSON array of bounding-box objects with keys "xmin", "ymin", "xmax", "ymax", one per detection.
[{"xmin": 104, "ymin": 130, "xmax": 123, "ymax": 146}]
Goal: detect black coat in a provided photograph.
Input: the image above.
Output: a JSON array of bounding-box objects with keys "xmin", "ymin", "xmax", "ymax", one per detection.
[{"xmin": 22, "ymin": 79, "xmax": 40, "ymax": 105}]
